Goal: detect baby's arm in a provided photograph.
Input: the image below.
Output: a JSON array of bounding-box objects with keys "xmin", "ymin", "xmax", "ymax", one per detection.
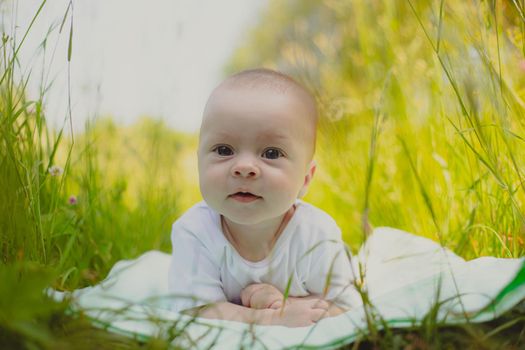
[
  {"xmin": 241, "ymin": 283, "xmax": 347, "ymax": 317},
  {"xmin": 288, "ymin": 295, "xmax": 346, "ymax": 317},
  {"xmin": 184, "ymin": 299, "xmax": 330, "ymax": 327},
  {"xmin": 240, "ymin": 283, "xmax": 289, "ymax": 309}
]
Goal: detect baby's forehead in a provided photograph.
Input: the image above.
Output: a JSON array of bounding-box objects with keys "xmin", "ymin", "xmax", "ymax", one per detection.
[
  {"xmin": 213, "ymin": 82, "xmax": 304, "ymax": 103},
  {"xmin": 203, "ymin": 68, "xmax": 318, "ymax": 124},
  {"xmin": 205, "ymin": 125, "xmax": 292, "ymax": 141},
  {"xmin": 204, "ymin": 83, "xmax": 313, "ymax": 121},
  {"xmin": 200, "ymin": 69, "xmax": 318, "ymax": 156},
  {"xmin": 202, "ymin": 89, "xmax": 312, "ymax": 137}
]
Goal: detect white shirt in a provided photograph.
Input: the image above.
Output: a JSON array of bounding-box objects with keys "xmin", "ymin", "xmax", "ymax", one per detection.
[{"xmin": 168, "ymin": 200, "xmax": 359, "ymax": 312}]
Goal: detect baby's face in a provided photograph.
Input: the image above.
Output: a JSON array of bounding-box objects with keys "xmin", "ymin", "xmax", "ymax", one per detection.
[{"xmin": 198, "ymin": 86, "xmax": 316, "ymax": 225}]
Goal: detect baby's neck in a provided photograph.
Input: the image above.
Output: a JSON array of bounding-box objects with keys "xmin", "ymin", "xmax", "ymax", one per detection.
[{"xmin": 221, "ymin": 206, "xmax": 295, "ymax": 262}]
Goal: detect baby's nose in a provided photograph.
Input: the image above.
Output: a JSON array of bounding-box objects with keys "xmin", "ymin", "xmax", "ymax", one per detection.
[{"xmin": 231, "ymin": 158, "xmax": 260, "ymax": 178}]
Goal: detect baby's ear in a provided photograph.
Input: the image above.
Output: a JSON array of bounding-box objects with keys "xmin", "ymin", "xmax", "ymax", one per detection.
[{"xmin": 298, "ymin": 160, "xmax": 317, "ymax": 198}]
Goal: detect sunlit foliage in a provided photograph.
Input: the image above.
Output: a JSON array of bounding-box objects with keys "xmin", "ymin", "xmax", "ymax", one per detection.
[{"xmin": 228, "ymin": 0, "xmax": 525, "ymax": 258}]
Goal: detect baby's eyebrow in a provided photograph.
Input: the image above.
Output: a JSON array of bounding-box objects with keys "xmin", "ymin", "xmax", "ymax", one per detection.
[{"xmin": 202, "ymin": 130, "xmax": 292, "ymax": 148}]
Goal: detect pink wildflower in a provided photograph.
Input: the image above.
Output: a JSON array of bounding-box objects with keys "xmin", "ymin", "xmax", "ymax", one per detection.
[{"xmin": 68, "ymin": 195, "xmax": 77, "ymax": 205}]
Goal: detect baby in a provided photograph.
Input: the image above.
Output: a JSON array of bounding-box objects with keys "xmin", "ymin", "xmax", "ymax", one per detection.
[{"xmin": 168, "ymin": 68, "xmax": 358, "ymax": 327}]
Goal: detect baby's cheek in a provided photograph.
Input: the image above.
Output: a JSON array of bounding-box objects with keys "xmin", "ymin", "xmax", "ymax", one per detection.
[
  {"xmin": 204, "ymin": 165, "xmax": 226, "ymax": 182},
  {"xmin": 200, "ymin": 166, "xmax": 225, "ymax": 197},
  {"xmin": 273, "ymin": 175, "xmax": 301, "ymax": 200}
]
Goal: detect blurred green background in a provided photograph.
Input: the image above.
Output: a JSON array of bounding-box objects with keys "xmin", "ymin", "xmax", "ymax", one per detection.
[{"xmin": 1, "ymin": 0, "xmax": 524, "ymax": 348}]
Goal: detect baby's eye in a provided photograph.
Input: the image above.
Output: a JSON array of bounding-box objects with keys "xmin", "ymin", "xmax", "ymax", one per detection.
[
  {"xmin": 213, "ymin": 145, "xmax": 234, "ymax": 156},
  {"xmin": 262, "ymin": 148, "xmax": 283, "ymax": 159}
]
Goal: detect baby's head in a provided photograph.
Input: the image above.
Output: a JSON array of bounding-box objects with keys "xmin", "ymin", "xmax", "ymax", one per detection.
[{"xmin": 198, "ymin": 68, "xmax": 318, "ymax": 225}]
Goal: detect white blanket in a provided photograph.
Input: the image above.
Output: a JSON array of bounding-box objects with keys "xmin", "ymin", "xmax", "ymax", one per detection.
[{"xmin": 52, "ymin": 227, "xmax": 525, "ymax": 349}]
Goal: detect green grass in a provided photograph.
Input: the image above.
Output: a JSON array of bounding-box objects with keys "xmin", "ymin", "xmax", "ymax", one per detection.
[
  {"xmin": 1, "ymin": 0, "xmax": 524, "ymax": 348},
  {"xmin": 228, "ymin": 0, "xmax": 525, "ymax": 258}
]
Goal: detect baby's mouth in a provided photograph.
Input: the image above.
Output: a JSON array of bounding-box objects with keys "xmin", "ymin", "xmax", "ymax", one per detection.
[{"xmin": 229, "ymin": 192, "xmax": 262, "ymax": 202}]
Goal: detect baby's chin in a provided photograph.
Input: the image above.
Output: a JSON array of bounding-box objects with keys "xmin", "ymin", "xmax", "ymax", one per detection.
[
  {"xmin": 220, "ymin": 207, "xmax": 294, "ymax": 227},
  {"xmin": 220, "ymin": 210, "xmax": 272, "ymax": 226}
]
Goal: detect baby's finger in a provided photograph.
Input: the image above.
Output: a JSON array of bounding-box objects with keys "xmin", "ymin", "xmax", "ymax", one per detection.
[
  {"xmin": 240, "ymin": 289, "xmax": 253, "ymax": 306},
  {"xmin": 269, "ymin": 300, "xmax": 282, "ymax": 309},
  {"xmin": 243, "ymin": 283, "xmax": 265, "ymax": 295},
  {"xmin": 312, "ymin": 299, "xmax": 330, "ymax": 310},
  {"xmin": 240, "ymin": 284, "xmax": 266, "ymax": 306},
  {"xmin": 311, "ymin": 309, "xmax": 329, "ymax": 322}
]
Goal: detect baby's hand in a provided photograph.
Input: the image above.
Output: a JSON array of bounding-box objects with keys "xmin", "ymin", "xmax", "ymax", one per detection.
[
  {"xmin": 241, "ymin": 283, "xmax": 287, "ymax": 310},
  {"xmin": 270, "ymin": 298, "xmax": 330, "ymax": 327}
]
